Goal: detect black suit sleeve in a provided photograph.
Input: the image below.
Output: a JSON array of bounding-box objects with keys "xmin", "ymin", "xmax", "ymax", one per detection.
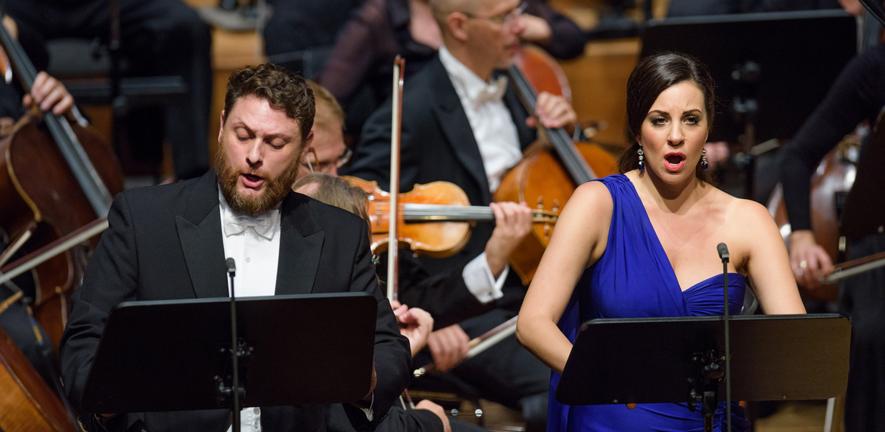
[
  {"xmin": 375, "ymin": 407, "xmax": 444, "ymax": 432},
  {"xmin": 779, "ymin": 46, "xmax": 885, "ymax": 232},
  {"xmin": 346, "ymin": 221, "xmax": 412, "ymax": 423},
  {"xmin": 527, "ymin": 0, "xmax": 585, "ymax": 60},
  {"xmin": 60, "ymin": 193, "xmax": 139, "ymax": 410},
  {"xmin": 388, "ymin": 251, "xmax": 492, "ymax": 329}
]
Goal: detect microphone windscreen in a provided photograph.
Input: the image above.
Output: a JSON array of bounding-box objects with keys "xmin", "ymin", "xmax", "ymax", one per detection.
[
  {"xmin": 225, "ymin": 257, "xmax": 237, "ymax": 274},
  {"xmin": 717, "ymin": 243, "xmax": 730, "ymax": 262}
]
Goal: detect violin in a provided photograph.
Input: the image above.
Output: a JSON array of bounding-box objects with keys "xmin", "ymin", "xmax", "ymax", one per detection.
[
  {"xmin": 344, "ymin": 176, "xmax": 557, "ymax": 258},
  {"xmin": 496, "ymin": 45, "xmax": 618, "ymax": 284},
  {"xmin": 0, "ymin": 22, "xmax": 124, "ymax": 347}
]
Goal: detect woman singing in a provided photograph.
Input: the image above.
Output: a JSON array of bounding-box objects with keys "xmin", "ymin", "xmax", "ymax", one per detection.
[{"xmin": 515, "ymin": 52, "xmax": 806, "ymax": 431}]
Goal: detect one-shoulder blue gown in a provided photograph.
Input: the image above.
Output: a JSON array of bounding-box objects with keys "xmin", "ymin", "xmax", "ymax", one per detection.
[{"xmin": 548, "ymin": 174, "xmax": 750, "ymax": 432}]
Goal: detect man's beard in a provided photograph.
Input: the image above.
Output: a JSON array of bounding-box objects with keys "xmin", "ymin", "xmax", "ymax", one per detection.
[{"xmin": 215, "ymin": 146, "xmax": 301, "ymax": 216}]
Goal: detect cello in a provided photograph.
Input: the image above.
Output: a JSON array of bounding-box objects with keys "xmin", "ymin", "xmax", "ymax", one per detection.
[
  {"xmin": 0, "ymin": 20, "xmax": 124, "ymax": 347},
  {"xmin": 496, "ymin": 45, "xmax": 618, "ymax": 284}
]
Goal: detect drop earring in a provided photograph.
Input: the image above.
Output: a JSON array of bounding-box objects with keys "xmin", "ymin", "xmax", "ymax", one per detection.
[
  {"xmin": 701, "ymin": 148, "xmax": 709, "ymax": 170},
  {"xmin": 637, "ymin": 145, "xmax": 645, "ymax": 172}
]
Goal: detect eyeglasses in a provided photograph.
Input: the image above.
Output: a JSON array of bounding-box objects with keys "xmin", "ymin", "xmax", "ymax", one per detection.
[
  {"xmin": 301, "ymin": 147, "xmax": 353, "ymax": 173},
  {"xmin": 462, "ymin": 1, "xmax": 527, "ymax": 27}
]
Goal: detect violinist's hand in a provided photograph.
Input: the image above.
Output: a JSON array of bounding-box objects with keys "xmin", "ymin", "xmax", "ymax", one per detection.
[
  {"xmin": 390, "ymin": 300, "xmax": 434, "ymax": 357},
  {"xmin": 838, "ymin": 0, "xmax": 863, "ymax": 15},
  {"xmin": 23, "ymin": 72, "xmax": 74, "ymax": 116},
  {"xmin": 526, "ymin": 92, "xmax": 577, "ymax": 131},
  {"xmin": 427, "ymin": 324, "xmax": 469, "ymax": 373},
  {"xmin": 485, "ymin": 201, "xmax": 532, "ymax": 278},
  {"xmin": 789, "ymin": 230, "xmax": 834, "ymax": 292},
  {"xmin": 416, "ymin": 399, "xmax": 452, "ymax": 432},
  {"xmin": 515, "ymin": 14, "xmax": 552, "ymax": 45}
]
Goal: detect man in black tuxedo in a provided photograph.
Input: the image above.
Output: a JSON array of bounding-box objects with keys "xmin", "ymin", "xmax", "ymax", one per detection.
[
  {"xmin": 60, "ymin": 63, "xmax": 410, "ymax": 431},
  {"xmin": 345, "ymin": 0, "xmax": 577, "ymax": 429}
]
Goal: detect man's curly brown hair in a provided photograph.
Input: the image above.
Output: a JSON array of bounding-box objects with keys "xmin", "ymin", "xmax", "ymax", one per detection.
[{"xmin": 223, "ymin": 63, "xmax": 315, "ymax": 141}]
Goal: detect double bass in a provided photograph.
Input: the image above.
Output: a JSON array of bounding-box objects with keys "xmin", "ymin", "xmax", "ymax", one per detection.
[{"xmin": 0, "ymin": 21, "xmax": 123, "ymax": 348}]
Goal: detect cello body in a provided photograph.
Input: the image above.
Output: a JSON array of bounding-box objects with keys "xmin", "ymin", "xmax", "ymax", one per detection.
[
  {"xmin": 0, "ymin": 327, "xmax": 76, "ymax": 431},
  {"xmin": 0, "ymin": 115, "xmax": 123, "ymax": 347}
]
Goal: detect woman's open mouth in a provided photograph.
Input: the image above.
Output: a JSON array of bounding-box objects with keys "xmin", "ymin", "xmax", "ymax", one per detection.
[{"xmin": 663, "ymin": 153, "xmax": 686, "ymax": 172}]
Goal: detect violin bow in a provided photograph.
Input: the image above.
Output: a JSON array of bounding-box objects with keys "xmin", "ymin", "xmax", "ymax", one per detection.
[
  {"xmin": 822, "ymin": 251, "xmax": 885, "ymax": 284},
  {"xmin": 413, "ymin": 316, "xmax": 518, "ymax": 378},
  {"xmin": 388, "ymin": 56, "xmax": 418, "ymax": 410},
  {"xmin": 387, "ymin": 56, "xmax": 405, "ymax": 302}
]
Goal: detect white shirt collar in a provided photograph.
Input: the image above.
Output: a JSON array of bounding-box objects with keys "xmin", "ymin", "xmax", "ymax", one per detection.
[{"xmin": 438, "ymin": 46, "xmax": 507, "ymax": 107}]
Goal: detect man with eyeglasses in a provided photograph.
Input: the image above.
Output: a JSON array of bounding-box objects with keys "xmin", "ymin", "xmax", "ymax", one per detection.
[
  {"xmin": 297, "ymin": 82, "xmax": 353, "ymax": 177},
  {"xmin": 345, "ymin": 0, "xmax": 581, "ymax": 430}
]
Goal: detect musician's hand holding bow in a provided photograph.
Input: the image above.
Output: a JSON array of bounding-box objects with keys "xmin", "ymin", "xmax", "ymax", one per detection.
[
  {"xmin": 427, "ymin": 324, "xmax": 470, "ymax": 372},
  {"xmin": 24, "ymin": 72, "xmax": 73, "ymax": 116},
  {"xmin": 526, "ymin": 92, "xmax": 577, "ymax": 132},
  {"xmin": 390, "ymin": 300, "xmax": 434, "ymax": 357},
  {"xmin": 789, "ymin": 230, "xmax": 834, "ymax": 291}
]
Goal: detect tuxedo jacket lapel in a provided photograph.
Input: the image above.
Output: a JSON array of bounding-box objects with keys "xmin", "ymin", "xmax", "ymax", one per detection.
[
  {"xmin": 175, "ymin": 172, "xmax": 228, "ymax": 299},
  {"xmin": 275, "ymin": 193, "xmax": 324, "ymax": 295},
  {"xmin": 429, "ymin": 59, "xmax": 493, "ymax": 204}
]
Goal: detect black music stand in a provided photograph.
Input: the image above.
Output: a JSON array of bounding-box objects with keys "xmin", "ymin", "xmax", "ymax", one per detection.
[
  {"xmin": 640, "ymin": 10, "xmax": 857, "ymax": 199},
  {"xmin": 557, "ymin": 314, "xmax": 850, "ymax": 430},
  {"xmin": 81, "ymin": 292, "xmax": 377, "ymax": 414}
]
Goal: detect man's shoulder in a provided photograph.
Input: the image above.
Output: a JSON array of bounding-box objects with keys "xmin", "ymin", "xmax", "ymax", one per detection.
[
  {"xmin": 118, "ymin": 175, "xmax": 204, "ymax": 209},
  {"xmin": 290, "ymin": 192, "xmax": 368, "ymax": 231},
  {"xmin": 402, "ymin": 57, "xmax": 451, "ymax": 102}
]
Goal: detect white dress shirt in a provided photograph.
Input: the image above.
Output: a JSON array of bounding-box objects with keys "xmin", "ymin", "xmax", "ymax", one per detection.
[
  {"xmin": 219, "ymin": 190, "xmax": 281, "ymax": 432},
  {"xmin": 439, "ymin": 47, "xmax": 522, "ymax": 303}
]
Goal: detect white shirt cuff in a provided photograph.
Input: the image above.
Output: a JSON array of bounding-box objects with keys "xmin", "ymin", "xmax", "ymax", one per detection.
[
  {"xmin": 462, "ymin": 252, "xmax": 507, "ymax": 304},
  {"xmin": 358, "ymin": 393, "xmax": 374, "ymax": 421}
]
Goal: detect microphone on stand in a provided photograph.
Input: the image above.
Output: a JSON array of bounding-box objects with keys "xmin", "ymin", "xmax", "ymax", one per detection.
[
  {"xmin": 716, "ymin": 243, "xmax": 732, "ymax": 432},
  {"xmin": 225, "ymin": 257, "xmax": 241, "ymax": 432}
]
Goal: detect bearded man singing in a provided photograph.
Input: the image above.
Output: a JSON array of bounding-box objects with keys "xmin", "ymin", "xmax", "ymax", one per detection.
[{"xmin": 60, "ymin": 63, "xmax": 410, "ymax": 432}]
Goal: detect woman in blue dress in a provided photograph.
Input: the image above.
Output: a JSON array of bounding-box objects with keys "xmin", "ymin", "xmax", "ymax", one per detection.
[{"xmin": 515, "ymin": 52, "xmax": 807, "ymax": 431}]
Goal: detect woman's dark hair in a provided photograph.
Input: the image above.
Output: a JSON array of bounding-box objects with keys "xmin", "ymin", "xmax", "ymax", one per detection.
[{"xmin": 618, "ymin": 52, "xmax": 715, "ymax": 179}]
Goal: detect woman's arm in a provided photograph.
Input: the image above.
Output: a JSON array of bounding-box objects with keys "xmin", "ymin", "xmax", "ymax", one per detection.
[
  {"xmin": 735, "ymin": 200, "xmax": 806, "ymax": 315},
  {"xmin": 516, "ymin": 181, "xmax": 612, "ymax": 373}
]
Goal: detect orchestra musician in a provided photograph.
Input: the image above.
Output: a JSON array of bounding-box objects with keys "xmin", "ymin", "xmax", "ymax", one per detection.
[
  {"xmin": 779, "ymin": 38, "xmax": 885, "ymax": 432},
  {"xmin": 60, "ymin": 64, "xmax": 411, "ymax": 431},
  {"xmin": 516, "ymin": 52, "xmax": 806, "ymax": 431},
  {"xmin": 315, "ymin": 0, "xmax": 585, "ymax": 136},
  {"xmin": 304, "ymin": 80, "xmax": 529, "ymax": 330},
  {"xmin": 345, "ymin": 0, "xmax": 581, "ymax": 428},
  {"xmin": 294, "ymin": 172, "xmax": 458, "ymax": 432}
]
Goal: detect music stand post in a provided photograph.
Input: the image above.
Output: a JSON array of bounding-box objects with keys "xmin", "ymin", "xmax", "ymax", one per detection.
[
  {"xmin": 81, "ymin": 293, "xmax": 377, "ymax": 418},
  {"xmin": 223, "ymin": 258, "xmax": 242, "ymax": 432},
  {"xmin": 557, "ymin": 314, "xmax": 850, "ymax": 431}
]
